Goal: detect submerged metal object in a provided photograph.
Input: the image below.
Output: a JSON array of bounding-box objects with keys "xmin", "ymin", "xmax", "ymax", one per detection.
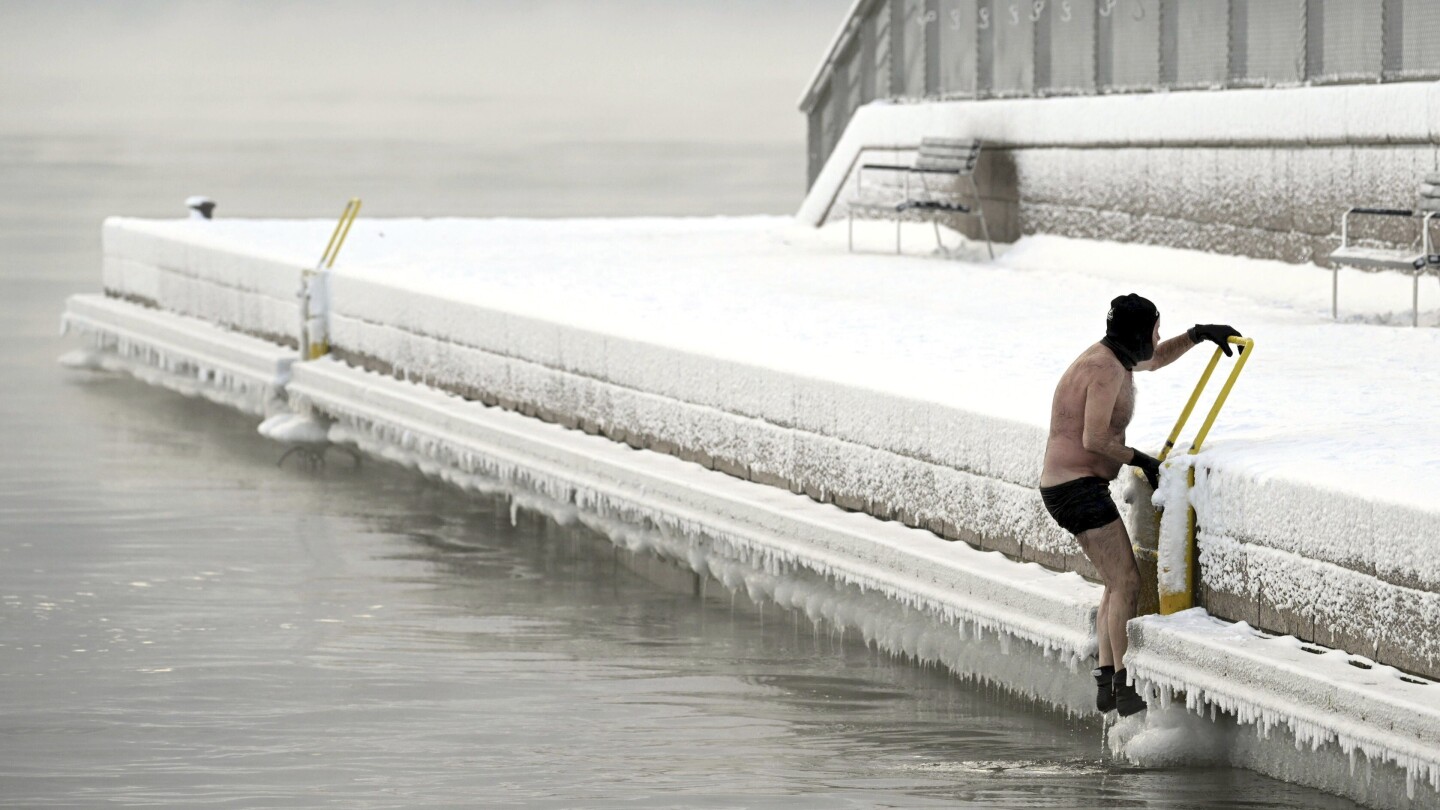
[{"xmin": 277, "ymin": 443, "xmax": 362, "ymax": 471}]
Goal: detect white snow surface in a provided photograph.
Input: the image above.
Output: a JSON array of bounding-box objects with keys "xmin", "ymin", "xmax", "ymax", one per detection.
[
  {"xmin": 101, "ymin": 214, "xmax": 1440, "ymax": 514},
  {"xmin": 1127, "ymin": 608, "xmax": 1440, "ymax": 804}
]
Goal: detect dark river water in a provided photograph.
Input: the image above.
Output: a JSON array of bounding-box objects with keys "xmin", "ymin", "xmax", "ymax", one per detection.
[{"xmin": 0, "ymin": 11, "xmax": 1367, "ymax": 804}]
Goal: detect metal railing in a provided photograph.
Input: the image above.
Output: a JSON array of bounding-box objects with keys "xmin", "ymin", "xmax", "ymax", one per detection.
[{"xmin": 802, "ymin": 0, "xmax": 1440, "ymax": 187}]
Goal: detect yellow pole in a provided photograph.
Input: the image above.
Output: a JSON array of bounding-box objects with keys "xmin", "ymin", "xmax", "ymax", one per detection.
[
  {"xmin": 1157, "ymin": 336, "xmax": 1255, "ymax": 615},
  {"xmin": 1187, "ymin": 336, "xmax": 1254, "ymax": 455},
  {"xmin": 326, "ymin": 198, "xmax": 361, "ymax": 269},
  {"xmin": 1159, "ymin": 349, "xmax": 1223, "ymax": 461},
  {"xmin": 318, "ymin": 199, "xmax": 358, "ymax": 271},
  {"xmin": 302, "ymin": 198, "xmax": 362, "ymax": 361}
]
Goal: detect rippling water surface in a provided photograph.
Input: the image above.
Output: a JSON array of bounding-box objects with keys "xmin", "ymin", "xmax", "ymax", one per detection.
[{"xmin": 0, "ymin": 5, "xmax": 1366, "ymax": 805}]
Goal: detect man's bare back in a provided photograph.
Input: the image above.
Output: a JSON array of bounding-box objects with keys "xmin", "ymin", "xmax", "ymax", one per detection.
[
  {"xmin": 1041, "ymin": 313, "xmax": 1203, "ymax": 488},
  {"xmin": 1040, "ymin": 343, "xmax": 1134, "ymax": 488}
]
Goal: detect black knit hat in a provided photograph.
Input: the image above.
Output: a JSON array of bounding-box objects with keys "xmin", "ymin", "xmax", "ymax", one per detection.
[{"xmin": 1104, "ymin": 293, "xmax": 1159, "ymax": 368}]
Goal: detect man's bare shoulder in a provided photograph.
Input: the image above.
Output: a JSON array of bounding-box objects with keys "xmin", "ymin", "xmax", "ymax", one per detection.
[{"xmin": 1069, "ymin": 343, "xmax": 1126, "ymax": 383}]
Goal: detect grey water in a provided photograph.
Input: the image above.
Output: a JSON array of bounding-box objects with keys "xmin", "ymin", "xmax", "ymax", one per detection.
[{"xmin": 0, "ymin": 2, "xmax": 1363, "ymax": 807}]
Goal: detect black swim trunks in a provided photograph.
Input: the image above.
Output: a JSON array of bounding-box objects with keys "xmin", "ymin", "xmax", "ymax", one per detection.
[{"xmin": 1040, "ymin": 476, "xmax": 1120, "ymax": 535}]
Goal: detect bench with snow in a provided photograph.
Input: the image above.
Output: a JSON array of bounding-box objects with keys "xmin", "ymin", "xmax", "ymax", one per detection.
[
  {"xmin": 1328, "ymin": 178, "xmax": 1440, "ymax": 326},
  {"xmin": 847, "ymin": 137, "xmax": 993, "ymax": 259}
]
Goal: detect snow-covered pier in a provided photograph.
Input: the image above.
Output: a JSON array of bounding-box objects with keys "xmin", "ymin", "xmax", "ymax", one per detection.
[{"xmin": 64, "ymin": 214, "xmax": 1440, "ymax": 806}]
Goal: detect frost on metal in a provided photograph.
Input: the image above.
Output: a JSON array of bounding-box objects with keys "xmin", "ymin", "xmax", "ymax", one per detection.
[{"xmin": 1150, "ymin": 453, "xmax": 1198, "ymax": 601}]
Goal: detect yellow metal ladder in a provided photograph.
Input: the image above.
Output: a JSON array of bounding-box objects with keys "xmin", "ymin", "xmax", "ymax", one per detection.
[
  {"xmin": 1154, "ymin": 335, "xmax": 1255, "ymax": 615},
  {"xmin": 299, "ymin": 198, "xmax": 362, "ymax": 361}
]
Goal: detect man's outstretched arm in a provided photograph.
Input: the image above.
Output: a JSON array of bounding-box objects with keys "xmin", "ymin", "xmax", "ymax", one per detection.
[
  {"xmin": 1136, "ymin": 324, "xmax": 1243, "ymax": 372},
  {"xmin": 1134, "ymin": 334, "xmax": 1197, "ymax": 372}
]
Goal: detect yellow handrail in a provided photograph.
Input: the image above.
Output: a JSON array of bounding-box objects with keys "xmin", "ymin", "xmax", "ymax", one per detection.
[
  {"xmin": 1157, "ymin": 335, "xmax": 1255, "ymax": 614},
  {"xmin": 1158, "ymin": 336, "xmax": 1254, "ymax": 461},
  {"xmin": 318, "ymin": 198, "xmax": 361, "ymax": 270},
  {"xmin": 1187, "ymin": 336, "xmax": 1255, "ymax": 456},
  {"xmin": 299, "ymin": 198, "xmax": 362, "ymax": 361}
]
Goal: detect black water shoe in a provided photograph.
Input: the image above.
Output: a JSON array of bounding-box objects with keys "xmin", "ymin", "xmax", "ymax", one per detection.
[
  {"xmin": 1092, "ymin": 665, "xmax": 1115, "ymax": 713},
  {"xmin": 1113, "ymin": 669, "xmax": 1147, "ymax": 716}
]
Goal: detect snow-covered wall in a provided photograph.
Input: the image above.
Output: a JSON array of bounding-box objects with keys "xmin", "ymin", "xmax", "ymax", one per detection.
[
  {"xmin": 322, "ymin": 281, "xmax": 1440, "ymax": 678},
  {"xmin": 102, "ymin": 217, "xmax": 306, "ymax": 347},
  {"xmin": 324, "ymin": 273, "xmax": 1088, "ymax": 574},
  {"xmin": 803, "ymin": 83, "xmax": 1440, "ymax": 264},
  {"xmin": 1192, "ymin": 464, "xmax": 1440, "ymax": 677},
  {"xmin": 89, "ymin": 217, "xmax": 1440, "ymax": 684}
]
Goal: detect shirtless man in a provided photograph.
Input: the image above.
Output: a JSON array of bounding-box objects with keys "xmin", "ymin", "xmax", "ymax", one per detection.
[{"xmin": 1040, "ymin": 294, "xmax": 1241, "ymax": 716}]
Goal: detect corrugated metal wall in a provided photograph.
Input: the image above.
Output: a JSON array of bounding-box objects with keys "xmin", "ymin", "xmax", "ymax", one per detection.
[
  {"xmin": 937, "ymin": 0, "xmax": 980, "ymax": 95},
  {"xmin": 807, "ymin": 0, "xmax": 1440, "ymax": 186}
]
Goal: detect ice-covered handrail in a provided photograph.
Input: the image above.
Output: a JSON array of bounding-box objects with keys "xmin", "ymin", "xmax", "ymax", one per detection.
[
  {"xmin": 1156, "ymin": 336, "xmax": 1255, "ymax": 615},
  {"xmin": 299, "ymin": 198, "xmax": 361, "ymax": 361},
  {"xmin": 318, "ymin": 198, "xmax": 361, "ymax": 271}
]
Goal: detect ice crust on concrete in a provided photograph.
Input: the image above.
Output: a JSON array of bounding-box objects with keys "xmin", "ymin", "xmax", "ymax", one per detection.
[
  {"xmin": 284, "ymin": 356, "xmax": 1101, "ymax": 662},
  {"xmin": 62, "ymin": 291, "xmax": 1440, "ymax": 806},
  {"xmin": 1127, "ymin": 609, "xmax": 1440, "ymax": 805},
  {"xmin": 101, "ymin": 216, "xmax": 308, "ymax": 343},
  {"xmin": 61, "ymin": 293, "xmax": 294, "ymax": 416},
  {"xmin": 91, "ymin": 214, "xmax": 1440, "ymax": 677},
  {"xmin": 94, "ymin": 215, "xmax": 1440, "ymax": 565}
]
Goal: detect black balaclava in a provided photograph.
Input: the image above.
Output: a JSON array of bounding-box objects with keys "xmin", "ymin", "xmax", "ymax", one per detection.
[{"xmin": 1101, "ymin": 293, "xmax": 1159, "ymax": 370}]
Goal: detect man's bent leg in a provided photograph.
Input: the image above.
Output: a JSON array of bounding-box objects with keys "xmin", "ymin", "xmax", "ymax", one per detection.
[
  {"xmin": 1075, "ymin": 519, "xmax": 1140, "ymax": 669},
  {"xmin": 1077, "ymin": 518, "xmax": 1146, "ymax": 715},
  {"xmin": 1094, "ymin": 591, "xmax": 1112, "ymax": 668}
]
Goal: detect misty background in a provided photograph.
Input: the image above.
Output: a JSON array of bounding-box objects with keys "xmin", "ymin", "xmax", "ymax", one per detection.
[{"xmin": 1, "ymin": 0, "xmax": 849, "ymax": 225}]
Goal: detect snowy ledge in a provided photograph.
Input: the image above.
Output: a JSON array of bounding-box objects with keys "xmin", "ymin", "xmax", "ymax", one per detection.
[
  {"xmin": 89, "ymin": 215, "xmax": 1440, "ymax": 680},
  {"xmin": 61, "ymin": 294, "xmax": 294, "ymax": 416},
  {"xmin": 285, "ymin": 355, "xmax": 1100, "ymax": 659},
  {"xmin": 60, "ymin": 294, "xmax": 1440, "ymax": 807},
  {"xmin": 1128, "ymin": 609, "xmax": 1440, "ymax": 801}
]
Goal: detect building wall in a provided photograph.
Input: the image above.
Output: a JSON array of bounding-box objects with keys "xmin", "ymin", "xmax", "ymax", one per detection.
[
  {"xmin": 803, "ymin": 0, "xmax": 1440, "ymax": 189},
  {"xmin": 802, "ymin": 82, "xmax": 1440, "ymax": 265}
]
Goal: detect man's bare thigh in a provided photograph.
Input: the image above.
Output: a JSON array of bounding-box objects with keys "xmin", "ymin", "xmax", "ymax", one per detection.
[{"xmin": 1075, "ymin": 518, "xmax": 1137, "ymax": 583}]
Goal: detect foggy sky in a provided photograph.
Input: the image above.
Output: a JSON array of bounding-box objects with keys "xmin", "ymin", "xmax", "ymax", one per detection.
[{"xmin": 0, "ymin": 0, "xmax": 851, "ymax": 146}]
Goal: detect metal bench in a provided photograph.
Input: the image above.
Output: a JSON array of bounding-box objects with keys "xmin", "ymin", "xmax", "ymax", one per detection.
[
  {"xmin": 1327, "ymin": 206, "xmax": 1438, "ymax": 327},
  {"xmin": 848, "ymin": 137, "xmax": 994, "ymax": 259}
]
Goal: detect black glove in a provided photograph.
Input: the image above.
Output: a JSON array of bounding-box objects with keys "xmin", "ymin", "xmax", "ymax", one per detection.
[
  {"xmin": 1188, "ymin": 324, "xmax": 1244, "ymax": 356},
  {"xmin": 1129, "ymin": 448, "xmax": 1161, "ymax": 489}
]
